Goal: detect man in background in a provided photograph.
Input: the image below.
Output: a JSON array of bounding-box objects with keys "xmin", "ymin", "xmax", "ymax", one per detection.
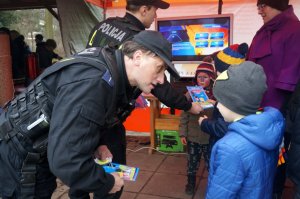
[
  {"xmin": 35, "ymin": 34, "xmax": 45, "ymax": 52},
  {"xmin": 36, "ymin": 39, "xmax": 62, "ymax": 73}
]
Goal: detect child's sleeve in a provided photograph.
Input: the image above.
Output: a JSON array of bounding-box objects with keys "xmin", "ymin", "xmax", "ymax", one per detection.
[
  {"xmin": 201, "ymin": 116, "xmax": 229, "ymax": 138},
  {"xmin": 179, "ymin": 111, "xmax": 189, "ymax": 137},
  {"xmin": 200, "ymin": 103, "xmax": 229, "ymax": 138}
]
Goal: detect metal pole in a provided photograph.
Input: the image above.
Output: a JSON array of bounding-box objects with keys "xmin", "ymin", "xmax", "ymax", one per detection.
[
  {"xmin": 102, "ymin": 0, "xmax": 107, "ymax": 19},
  {"xmin": 218, "ymin": 0, "xmax": 223, "ymax": 14}
]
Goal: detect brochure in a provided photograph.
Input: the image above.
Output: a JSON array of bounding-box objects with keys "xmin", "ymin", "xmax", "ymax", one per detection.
[
  {"xmin": 95, "ymin": 159, "xmax": 139, "ymax": 181},
  {"xmin": 186, "ymin": 86, "xmax": 213, "ymax": 109}
]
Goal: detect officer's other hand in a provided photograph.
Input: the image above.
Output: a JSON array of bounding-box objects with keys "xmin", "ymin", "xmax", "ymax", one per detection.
[
  {"xmin": 109, "ymin": 172, "xmax": 124, "ymax": 194},
  {"xmin": 199, "ymin": 115, "xmax": 208, "ymax": 126},
  {"xmin": 180, "ymin": 136, "xmax": 187, "ymax": 145},
  {"xmin": 188, "ymin": 102, "xmax": 203, "ymax": 115},
  {"xmin": 94, "ymin": 145, "xmax": 113, "ymax": 161}
]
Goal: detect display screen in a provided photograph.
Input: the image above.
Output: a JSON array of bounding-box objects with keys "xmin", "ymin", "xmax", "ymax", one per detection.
[{"xmin": 156, "ymin": 14, "xmax": 233, "ymax": 62}]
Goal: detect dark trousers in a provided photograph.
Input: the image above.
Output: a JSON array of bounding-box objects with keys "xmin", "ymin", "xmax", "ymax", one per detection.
[
  {"xmin": 186, "ymin": 141, "xmax": 209, "ymax": 185},
  {"xmin": 295, "ymin": 184, "xmax": 300, "ymax": 199},
  {"xmin": 273, "ymin": 164, "xmax": 287, "ymax": 197},
  {"xmin": 273, "ymin": 133, "xmax": 291, "ymax": 198}
]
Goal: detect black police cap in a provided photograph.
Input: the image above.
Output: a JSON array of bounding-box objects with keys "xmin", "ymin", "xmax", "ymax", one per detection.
[
  {"xmin": 132, "ymin": 30, "xmax": 179, "ymax": 79},
  {"xmin": 126, "ymin": 0, "xmax": 170, "ymax": 9}
]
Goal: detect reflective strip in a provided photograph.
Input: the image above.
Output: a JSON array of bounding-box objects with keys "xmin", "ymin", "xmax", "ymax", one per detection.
[{"xmin": 89, "ymin": 30, "xmax": 98, "ymax": 46}]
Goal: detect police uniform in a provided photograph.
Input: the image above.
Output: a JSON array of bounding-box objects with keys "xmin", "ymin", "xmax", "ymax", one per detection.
[
  {"xmin": 85, "ymin": 13, "xmax": 192, "ymax": 199},
  {"xmin": 87, "ymin": 13, "xmax": 191, "ymax": 156},
  {"xmin": 87, "ymin": 13, "xmax": 191, "ymax": 110},
  {"xmin": 87, "ymin": 13, "xmax": 143, "ymax": 48},
  {"xmin": 0, "ymin": 47, "xmax": 132, "ymax": 199}
]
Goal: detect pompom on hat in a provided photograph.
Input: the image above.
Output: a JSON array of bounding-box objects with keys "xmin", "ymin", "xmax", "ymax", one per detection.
[
  {"xmin": 257, "ymin": 0, "xmax": 289, "ymax": 11},
  {"xmin": 214, "ymin": 43, "xmax": 249, "ymax": 73}
]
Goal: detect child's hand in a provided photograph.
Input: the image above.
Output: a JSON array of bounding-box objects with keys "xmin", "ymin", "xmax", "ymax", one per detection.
[
  {"xmin": 188, "ymin": 102, "xmax": 203, "ymax": 114},
  {"xmin": 180, "ymin": 136, "xmax": 187, "ymax": 145},
  {"xmin": 207, "ymin": 99, "xmax": 216, "ymax": 105},
  {"xmin": 199, "ymin": 115, "xmax": 208, "ymax": 126}
]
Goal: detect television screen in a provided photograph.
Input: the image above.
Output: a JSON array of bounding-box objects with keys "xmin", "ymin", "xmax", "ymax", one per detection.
[{"xmin": 156, "ymin": 14, "xmax": 233, "ymax": 62}]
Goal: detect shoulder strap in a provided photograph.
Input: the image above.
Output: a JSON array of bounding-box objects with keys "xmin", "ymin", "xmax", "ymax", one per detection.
[
  {"xmin": 39, "ymin": 49, "xmax": 119, "ymax": 125},
  {"xmin": 39, "ymin": 57, "xmax": 106, "ymax": 80},
  {"xmin": 100, "ymin": 47, "xmax": 121, "ymax": 126}
]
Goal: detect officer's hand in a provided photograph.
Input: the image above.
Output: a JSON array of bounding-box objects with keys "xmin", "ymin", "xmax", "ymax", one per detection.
[
  {"xmin": 188, "ymin": 102, "xmax": 203, "ymax": 115},
  {"xmin": 94, "ymin": 145, "xmax": 113, "ymax": 161},
  {"xmin": 109, "ymin": 172, "xmax": 124, "ymax": 194}
]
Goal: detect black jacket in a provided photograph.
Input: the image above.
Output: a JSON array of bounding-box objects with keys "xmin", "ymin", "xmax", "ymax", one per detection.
[
  {"xmin": 287, "ymin": 81, "xmax": 300, "ymax": 185},
  {"xmin": 43, "ymin": 48, "xmax": 129, "ymax": 197},
  {"xmin": 200, "ymin": 102, "xmax": 229, "ymax": 150},
  {"xmin": 87, "ymin": 13, "xmax": 191, "ymax": 111}
]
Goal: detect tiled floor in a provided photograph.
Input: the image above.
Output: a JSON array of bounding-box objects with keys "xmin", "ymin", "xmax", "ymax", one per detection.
[{"xmin": 51, "ymin": 136, "xmax": 296, "ymax": 199}]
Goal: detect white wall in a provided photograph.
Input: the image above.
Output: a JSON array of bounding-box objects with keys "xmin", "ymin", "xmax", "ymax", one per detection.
[{"xmin": 106, "ymin": 0, "xmax": 300, "ymax": 46}]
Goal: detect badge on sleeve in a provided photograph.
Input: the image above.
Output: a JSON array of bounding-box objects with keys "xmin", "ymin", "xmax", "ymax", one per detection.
[{"xmin": 102, "ymin": 69, "xmax": 114, "ymax": 87}]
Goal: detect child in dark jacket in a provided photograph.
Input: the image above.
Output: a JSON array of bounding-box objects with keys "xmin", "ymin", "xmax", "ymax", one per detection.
[
  {"xmin": 199, "ymin": 43, "xmax": 248, "ymax": 157},
  {"xmin": 286, "ymin": 80, "xmax": 300, "ymax": 199},
  {"xmin": 179, "ymin": 56, "xmax": 216, "ymax": 195}
]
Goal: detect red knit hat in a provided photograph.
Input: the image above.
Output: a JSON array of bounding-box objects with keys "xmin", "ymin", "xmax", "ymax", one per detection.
[{"xmin": 195, "ymin": 56, "xmax": 216, "ymax": 80}]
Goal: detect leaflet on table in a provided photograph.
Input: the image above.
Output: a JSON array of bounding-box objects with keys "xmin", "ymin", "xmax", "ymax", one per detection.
[
  {"xmin": 186, "ymin": 86, "xmax": 213, "ymax": 109},
  {"xmin": 95, "ymin": 158, "xmax": 139, "ymax": 181}
]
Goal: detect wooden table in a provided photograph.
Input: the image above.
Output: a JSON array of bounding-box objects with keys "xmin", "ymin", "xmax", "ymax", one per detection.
[{"xmin": 144, "ymin": 95, "xmax": 180, "ymax": 154}]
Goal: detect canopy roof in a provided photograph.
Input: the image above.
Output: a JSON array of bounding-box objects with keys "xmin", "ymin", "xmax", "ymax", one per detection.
[
  {"xmin": 0, "ymin": 0, "xmax": 232, "ymax": 11},
  {"xmin": 0, "ymin": 0, "xmax": 56, "ymax": 11},
  {"xmin": 110, "ymin": 0, "xmax": 236, "ymax": 8}
]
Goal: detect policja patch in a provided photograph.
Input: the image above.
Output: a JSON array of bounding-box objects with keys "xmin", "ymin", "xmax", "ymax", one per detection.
[{"xmin": 97, "ymin": 22, "xmax": 126, "ymax": 42}]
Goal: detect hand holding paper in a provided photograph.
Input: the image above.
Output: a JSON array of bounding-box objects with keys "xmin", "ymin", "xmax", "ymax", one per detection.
[{"xmin": 94, "ymin": 145, "xmax": 113, "ymax": 161}]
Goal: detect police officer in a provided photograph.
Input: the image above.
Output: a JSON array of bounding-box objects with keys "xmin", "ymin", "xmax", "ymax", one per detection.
[
  {"xmin": 87, "ymin": 0, "xmax": 201, "ymax": 116},
  {"xmin": 0, "ymin": 30, "xmax": 180, "ymax": 199},
  {"xmin": 86, "ymin": 0, "xmax": 202, "ymax": 167},
  {"xmin": 87, "ymin": 1, "xmax": 202, "ymax": 198}
]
